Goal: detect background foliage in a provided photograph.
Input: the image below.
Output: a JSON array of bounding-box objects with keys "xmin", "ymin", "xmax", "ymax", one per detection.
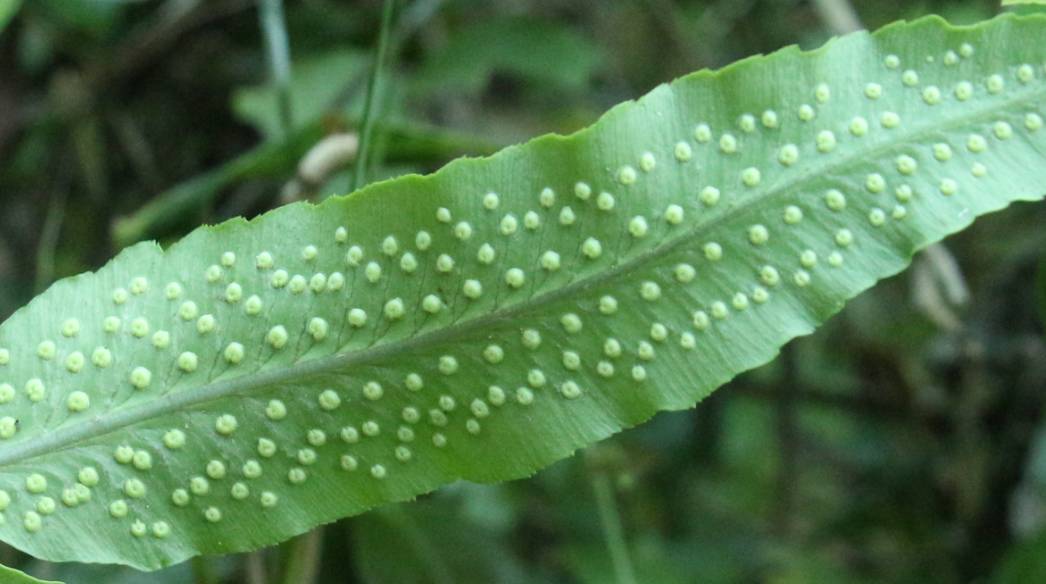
[{"xmin": 0, "ymin": 0, "xmax": 1045, "ymax": 582}]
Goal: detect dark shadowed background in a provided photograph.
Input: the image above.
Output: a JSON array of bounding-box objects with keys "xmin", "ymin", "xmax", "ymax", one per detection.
[{"xmin": 1, "ymin": 0, "xmax": 1045, "ymax": 582}]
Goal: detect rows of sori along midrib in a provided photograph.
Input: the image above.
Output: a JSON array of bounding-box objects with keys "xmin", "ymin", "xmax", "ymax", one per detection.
[
  {"xmin": 0, "ymin": 41, "xmax": 1039, "ymax": 445},
  {"xmin": 0, "ymin": 40, "xmax": 1040, "ymax": 552}
]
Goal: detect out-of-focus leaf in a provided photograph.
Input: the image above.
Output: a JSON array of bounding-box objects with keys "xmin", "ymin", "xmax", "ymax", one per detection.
[
  {"xmin": 112, "ymin": 123, "xmax": 327, "ymax": 248},
  {"xmin": 764, "ymin": 548, "xmax": 875, "ymax": 584},
  {"xmin": 0, "ymin": 562, "xmax": 61, "ymax": 584},
  {"xmin": 991, "ymin": 532, "xmax": 1046, "ymax": 583},
  {"xmin": 232, "ymin": 50, "xmax": 371, "ymax": 140},
  {"xmin": 352, "ymin": 503, "xmax": 532, "ymax": 584},
  {"xmin": 113, "ymin": 118, "xmax": 503, "ymax": 247},
  {"xmin": 1003, "ymin": 0, "xmax": 1046, "ymax": 6},
  {"xmin": 36, "ymin": 554, "xmax": 238, "ymax": 584},
  {"xmin": 414, "ymin": 17, "xmax": 603, "ymax": 96},
  {"xmin": 565, "ymin": 539, "xmax": 695, "ymax": 584},
  {"xmin": 34, "ymin": 0, "xmax": 123, "ymax": 37},
  {"xmin": 1011, "ymin": 424, "xmax": 1046, "ymax": 537},
  {"xmin": 16, "ymin": 17, "xmax": 54, "ymax": 74},
  {"xmin": 0, "ymin": 0, "xmax": 21, "ymax": 35}
]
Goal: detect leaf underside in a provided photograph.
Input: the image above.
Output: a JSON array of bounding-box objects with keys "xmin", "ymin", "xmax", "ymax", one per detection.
[
  {"xmin": 0, "ymin": 14, "xmax": 1042, "ymax": 571},
  {"xmin": 0, "ymin": 563, "xmax": 58, "ymax": 584}
]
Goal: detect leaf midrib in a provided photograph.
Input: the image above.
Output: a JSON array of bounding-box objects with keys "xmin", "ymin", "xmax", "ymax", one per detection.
[{"xmin": 0, "ymin": 81, "xmax": 1040, "ymax": 469}]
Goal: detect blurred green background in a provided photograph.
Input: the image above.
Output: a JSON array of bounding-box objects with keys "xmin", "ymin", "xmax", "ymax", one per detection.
[{"xmin": 1, "ymin": 0, "xmax": 1046, "ymax": 582}]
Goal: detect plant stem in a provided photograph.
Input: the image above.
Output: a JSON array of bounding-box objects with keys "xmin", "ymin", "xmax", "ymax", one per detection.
[
  {"xmin": 280, "ymin": 527, "xmax": 324, "ymax": 584},
  {"xmin": 246, "ymin": 550, "xmax": 268, "ymax": 584},
  {"xmin": 810, "ymin": 0, "xmax": 861, "ymax": 34},
  {"xmin": 34, "ymin": 191, "xmax": 66, "ymax": 293},
  {"xmin": 351, "ymin": 0, "xmax": 396, "ymax": 192},
  {"xmin": 258, "ymin": 0, "xmax": 293, "ymax": 136},
  {"xmin": 591, "ymin": 472, "xmax": 637, "ymax": 584}
]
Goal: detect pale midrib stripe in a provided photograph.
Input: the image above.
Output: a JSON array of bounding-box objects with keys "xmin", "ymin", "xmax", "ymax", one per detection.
[{"xmin": 0, "ymin": 82, "xmax": 1041, "ymax": 469}]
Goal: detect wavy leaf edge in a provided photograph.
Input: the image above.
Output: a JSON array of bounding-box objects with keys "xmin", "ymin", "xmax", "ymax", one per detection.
[{"xmin": 0, "ymin": 12, "xmax": 1042, "ymax": 570}]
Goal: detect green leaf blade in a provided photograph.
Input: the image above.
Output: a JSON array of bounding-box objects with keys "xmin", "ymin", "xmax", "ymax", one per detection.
[
  {"xmin": 0, "ymin": 0, "xmax": 21, "ymax": 35},
  {"xmin": 0, "ymin": 562, "xmax": 61, "ymax": 584},
  {"xmin": 0, "ymin": 13, "xmax": 1043, "ymax": 570}
]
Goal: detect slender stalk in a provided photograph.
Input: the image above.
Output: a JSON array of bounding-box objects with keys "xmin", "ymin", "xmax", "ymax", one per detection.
[
  {"xmin": 350, "ymin": 0, "xmax": 396, "ymax": 192},
  {"xmin": 810, "ymin": 0, "xmax": 861, "ymax": 34},
  {"xmin": 246, "ymin": 550, "xmax": 268, "ymax": 584},
  {"xmin": 34, "ymin": 191, "xmax": 67, "ymax": 293},
  {"xmin": 591, "ymin": 472, "xmax": 637, "ymax": 584},
  {"xmin": 280, "ymin": 528, "xmax": 324, "ymax": 584},
  {"xmin": 258, "ymin": 0, "xmax": 294, "ymax": 136}
]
